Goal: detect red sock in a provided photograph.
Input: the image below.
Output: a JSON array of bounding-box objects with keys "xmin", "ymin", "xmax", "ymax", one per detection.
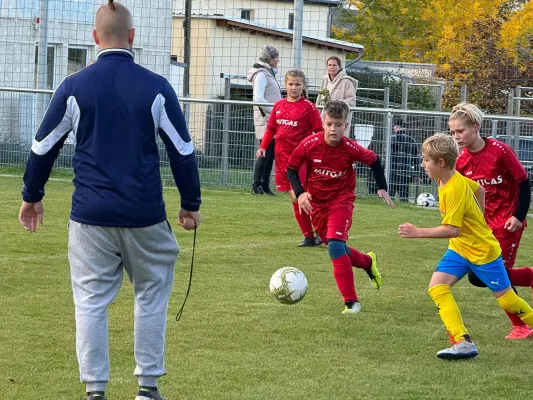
[
  {"xmin": 291, "ymin": 202, "xmax": 313, "ymax": 237},
  {"xmin": 332, "ymin": 255, "xmax": 357, "ymax": 302},
  {"xmin": 507, "ymin": 267, "xmax": 533, "ymax": 287},
  {"xmin": 506, "ymin": 311, "xmax": 526, "ymax": 327},
  {"xmin": 347, "ymin": 246, "xmax": 371, "ymax": 269}
]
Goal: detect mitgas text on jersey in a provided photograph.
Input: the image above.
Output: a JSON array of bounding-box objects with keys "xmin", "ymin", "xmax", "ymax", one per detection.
[
  {"xmin": 276, "ymin": 119, "xmax": 298, "ymax": 126},
  {"xmin": 476, "ymin": 175, "xmax": 503, "ymax": 186},
  {"xmin": 314, "ymin": 168, "xmax": 346, "ymax": 178}
]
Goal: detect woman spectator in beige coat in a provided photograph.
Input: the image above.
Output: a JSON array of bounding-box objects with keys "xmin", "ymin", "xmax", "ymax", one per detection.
[
  {"xmin": 316, "ymin": 56, "xmax": 358, "ymax": 136},
  {"xmin": 248, "ymin": 45, "xmax": 282, "ymax": 195}
]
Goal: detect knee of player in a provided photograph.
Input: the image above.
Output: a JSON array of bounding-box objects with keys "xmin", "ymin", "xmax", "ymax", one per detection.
[{"xmin": 327, "ymin": 239, "xmax": 348, "ymax": 260}]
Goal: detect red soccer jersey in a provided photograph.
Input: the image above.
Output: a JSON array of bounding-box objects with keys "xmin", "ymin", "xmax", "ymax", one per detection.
[
  {"xmin": 456, "ymin": 138, "xmax": 528, "ymax": 230},
  {"xmin": 288, "ymin": 133, "xmax": 378, "ymax": 207},
  {"xmin": 260, "ymin": 98, "xmax": 323, "ymax": 171}
]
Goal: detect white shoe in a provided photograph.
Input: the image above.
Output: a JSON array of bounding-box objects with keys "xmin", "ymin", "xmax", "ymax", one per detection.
[
  {"xmin": 436, "ymin": 340, "xmax": 478, "ymax": 360},
  {"xmin": 342, "ymin": 302, "xmax": 362, "ymax": 315}
]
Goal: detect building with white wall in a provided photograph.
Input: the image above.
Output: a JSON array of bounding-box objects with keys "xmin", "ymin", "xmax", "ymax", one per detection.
[{"xmin": 0, "ymin": 0, "xmax": 173, "ymax": 148}]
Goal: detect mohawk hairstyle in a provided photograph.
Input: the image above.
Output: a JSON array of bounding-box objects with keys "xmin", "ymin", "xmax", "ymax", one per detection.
[{"xmin": 108, "ymin": 0, "xmax": 116, "ymax": 10}]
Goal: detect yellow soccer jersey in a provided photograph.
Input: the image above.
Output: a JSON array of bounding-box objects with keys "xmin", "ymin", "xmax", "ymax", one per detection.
[{"xmin": 439, "ymin": 171, "xmax": 501, "ymax": 264}]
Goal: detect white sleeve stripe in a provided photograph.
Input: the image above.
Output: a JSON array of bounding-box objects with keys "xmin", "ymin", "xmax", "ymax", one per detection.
[
  {"xmin": 151, "ymin": 94, "xmax": 162, "ymax": 136},
  {"xmin": 155, "ymin": 94, "xmax": 194, "ymax": 156},
  {"xmin": 32, "ymin": 96, "xmax": 79, "ymax": 156}
]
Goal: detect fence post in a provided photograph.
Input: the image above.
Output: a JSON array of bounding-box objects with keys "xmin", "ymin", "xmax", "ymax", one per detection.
[
  {"xmin": 384, "ymin": 111, "xmax": 393, "ymax": 187},
  {"xmin": 36, "ymin": 0, "xmax": 50, "ymax": 135},
  {"xmin": 506, "ymin": 90, "xmax": 514, "ymax": 138},
  {"xmin": 515, "ymin": 85, "xmax": 521, "ymax": 117},
  {"xmin": 401, "ymin": 81, "xmax": 408, "ymax": 110},
  {"xmin": 512, "ymin": 86, "xmax": 521, "ymax": 151},
  {"xmin": 491, "ymin": 119, "xmax": 498, "ymax": 138},
  {"xmin": 221, "ymin": 78, "xmax": 231, "ymax": 186},
  {"xmin": 435, "ymin": 83, "xmax": 444, "ymax": 131},
  {"xmin": 384, "ymin": 87, "xmax": 390, "ymax": 109},
  {"xmin": 460, "ymin": 84, "xmax": 467, "ymax": 102}
]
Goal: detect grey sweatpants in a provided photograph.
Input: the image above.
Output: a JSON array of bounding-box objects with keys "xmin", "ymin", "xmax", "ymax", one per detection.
[{"xmin": 68, "ymin": 219, "xmax": 179, "ymax": 392}]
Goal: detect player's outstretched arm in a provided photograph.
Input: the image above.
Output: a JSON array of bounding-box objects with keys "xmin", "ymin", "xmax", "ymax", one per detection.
[{"xmin": 398, "ymin": 223, "xmax": 459, "ymax": 239}]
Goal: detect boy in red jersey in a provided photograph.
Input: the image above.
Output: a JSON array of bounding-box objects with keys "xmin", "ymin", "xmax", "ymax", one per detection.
[
  {"xmin": 256, "ymin": 69, "xmax": 323, "ymax": 247},
  {"xmin": 287, "ymin": 101, "xmax": 395, "ymax": 314},
  {"xmin": 450, "ymin": 102, "xmax": 533, "ymax": 340}
]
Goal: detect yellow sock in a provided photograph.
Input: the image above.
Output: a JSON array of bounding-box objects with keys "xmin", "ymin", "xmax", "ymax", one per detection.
[
  {"xmin": 428, "ymin": 284, "xmax": 469, "ymax": 343},
  {"xmin": 497, "ymin": 290, "xmax": 533, "ymax": 328}
]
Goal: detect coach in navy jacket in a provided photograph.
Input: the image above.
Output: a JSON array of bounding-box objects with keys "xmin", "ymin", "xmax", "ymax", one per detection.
[
  {"xmin": 21, "ymin": 46, "xmax": 200, "ymax": 228},
  {"xmin": 19, "ymin": 2, "xmax": 200, "ymax": 399}
]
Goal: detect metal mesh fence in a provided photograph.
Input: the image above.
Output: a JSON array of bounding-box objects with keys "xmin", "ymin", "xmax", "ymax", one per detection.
[
  {"xmin": 3, "ymin": 1, "xmax": 533, "ymax": 112},
  {"xmin": 3, "ymin": 1, "xmax": 533, "ymax": 200},
  {"xmin": 3, "ymin": 89, "xmax": 533, "ymax": 202}
]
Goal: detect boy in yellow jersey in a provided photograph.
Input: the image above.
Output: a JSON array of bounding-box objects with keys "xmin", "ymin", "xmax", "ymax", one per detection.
[{"xmin": 398, "ymin": 133, "xmax": 533, "ymax": 360}]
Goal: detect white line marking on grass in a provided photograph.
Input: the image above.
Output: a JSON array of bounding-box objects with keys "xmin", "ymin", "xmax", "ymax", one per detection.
[
  {"xmin": 1, "ymin": 231, "xmax": 397, "ymax": 262},
  {"xmin": 179, "ymin": 231, "xmax": 397, "ymax": 251}
]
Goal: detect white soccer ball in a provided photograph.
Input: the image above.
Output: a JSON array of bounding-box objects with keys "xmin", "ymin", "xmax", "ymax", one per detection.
[
  {"xmin": 417, "ymin": 192, "xmax": 436, "ymax": 207},
  {"xmin": 269, "ymin": 267, "xmax": 308, "ymax": 305}
]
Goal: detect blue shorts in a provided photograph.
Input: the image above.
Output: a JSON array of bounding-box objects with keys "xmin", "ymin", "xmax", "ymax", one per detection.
[{"xmin": 436, "ymin": 249, "xmax": 511, "ymax": 292}]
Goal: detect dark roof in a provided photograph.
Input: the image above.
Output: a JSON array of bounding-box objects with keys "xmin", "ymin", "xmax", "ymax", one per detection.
[{"xmin": 215, "ymin": 17, "xmax": 363, "ymax": 53}]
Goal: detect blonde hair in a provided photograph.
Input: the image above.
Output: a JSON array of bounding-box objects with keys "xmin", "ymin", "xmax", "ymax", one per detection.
[
  {"xmin": 449, "ymin": 102, "xmax": 484, "ymax": 127},
  {"xmin": 284, "ymin": 69, "xmax": 308, "ymax": 98},
  {"xmin": 421, "ymin": 133, "xmax": 459, "ymax": 168},
  {"xmin": 323, "ymin": 100, "xmax": 349, "ymax": 121}
]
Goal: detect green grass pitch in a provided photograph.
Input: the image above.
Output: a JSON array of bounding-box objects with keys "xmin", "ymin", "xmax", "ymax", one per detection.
[{"xmin": 1, "ymin": 174, "xmax": 533, "ymax": 400}]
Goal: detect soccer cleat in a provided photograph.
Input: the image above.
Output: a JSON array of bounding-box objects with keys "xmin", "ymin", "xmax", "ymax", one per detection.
[
  {"xmin": 365, "ymin": 252, "xmax": 381, "ymax": 290},
  {"xmin": 342, "ymin": 301, "xmax": 362, "ymax": 315},
  {"xmin": 436, "ymin": 340, "xmax": 478, "ymax": 360},
  {"xmin": 505, "ymin": 325, "xmax": 533, "ymax": 340},
  {"xmin": 297, "ymin": 236, "xmax": 316, "ymax": 247},
  {"xmin": 87, "ymin": 392, "xmax": 106, "ymax": 400},
  {"xmin": 314, "ymin": 232, "xmax": 323, "ymax": 246},
  {"xmin": 136, "ymin": 388, "xmax": 168, "ymax": 400}
]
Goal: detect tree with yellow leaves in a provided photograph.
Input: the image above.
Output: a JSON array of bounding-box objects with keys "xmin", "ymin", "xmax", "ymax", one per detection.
[
  {"xmin": 334, "ymin": 0, "xmax": 533, "ymax": 113},
  {"xmin": 499, "ymin": 1, "xmax": 533, "ymax": 66}
]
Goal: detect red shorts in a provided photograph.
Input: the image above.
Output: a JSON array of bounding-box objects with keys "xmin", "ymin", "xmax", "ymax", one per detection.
[
  {"xmin": 492, "ymin": 226, "xmax": 523, "ymax": 270},
  {"xmin": 311, "ymin": 203, "xmax": 353, "ymax": 243},
  {"xmin": 276, "ymin": 164, "xmax": 306, "ymax": 192}
]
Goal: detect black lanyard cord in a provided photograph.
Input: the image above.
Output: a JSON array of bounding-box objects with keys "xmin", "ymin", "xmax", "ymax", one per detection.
[{"xmin": 176, "ymin": 224, "xmax": 197, "ymax": 321}]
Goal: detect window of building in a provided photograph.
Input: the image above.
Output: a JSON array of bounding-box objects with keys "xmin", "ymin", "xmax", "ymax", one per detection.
[
  {"xmin": 241, "ymin": 9, "xmax": 251, "ymax": 20},
  {"xmin": 34, "ymin": 46, "xmax": 55, "ymax": 89},
  {"xmin": 67, "ymin": 47, "xmax": 88, "ymax": 75},
  {"xmin": 288, "ymin": 13, "xmax": 294, "ymax": 30}
]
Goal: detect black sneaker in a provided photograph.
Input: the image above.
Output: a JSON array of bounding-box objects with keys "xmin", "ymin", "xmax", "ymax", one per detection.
[
  {"xmin": 261, "ymin": 183, "xmax": 277, "ymax": 196},
  {"xmin": 251, "ymin": 185, "xmax": 264, "ymax": 195},
  {"xmin": 314, "ymin": 233, "xmax": 323, "ymax": 246},
  {"xmin": 87, "ymin": 392, "xmax": 106, "ymax": 400},
  {"xmin": 136, "ymin": 387, "xmax": 167, "ymax": 400},
  {"xmin": 262, "ymin": 187, "xmax": 277, "ymax": 196},
  {"xmin": 297, "ymin": 236, "xmax": 316, "ymax": 247}
]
